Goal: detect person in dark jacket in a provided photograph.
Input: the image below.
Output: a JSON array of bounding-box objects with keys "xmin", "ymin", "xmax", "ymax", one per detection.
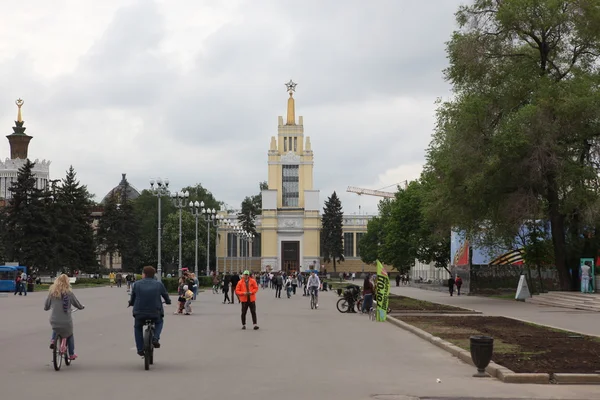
[
  {"xmin": 448, "ymin": 276, "xmax": 455, "ymax": 296},
  {"xmin": 362, "ymin": 273, "xmax": 374, "ymax": 313},
  {"xmin": 230, "ymin": 273, "xmax": 241, "ymax": 303},
  {"xmin": 455, "ymin": 276, "xmax": 463, "ymax": 296},
  {"xmin": 129, "ymin": 266, "xmax": 171, "ymax": 357}
]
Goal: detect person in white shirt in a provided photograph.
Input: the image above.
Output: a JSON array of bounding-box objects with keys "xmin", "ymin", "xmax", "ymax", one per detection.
[
  {"xmin": 307, "ymin": 271, "xmax": 321, "ymax": 308},
  {"xmin": 581, "ymin": 261, "xmax": 592, "ymax": 293}
]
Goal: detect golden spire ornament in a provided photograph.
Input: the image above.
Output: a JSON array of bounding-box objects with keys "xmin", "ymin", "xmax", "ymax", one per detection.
[{"xmin": 15, "ymin": 98, "xmax": 24, "ymax": 122}]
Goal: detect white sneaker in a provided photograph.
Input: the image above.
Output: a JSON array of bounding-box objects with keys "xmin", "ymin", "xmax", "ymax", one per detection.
[{"xmin": 316, "ymin": 303, "xmax": 319, "ymax": 308}]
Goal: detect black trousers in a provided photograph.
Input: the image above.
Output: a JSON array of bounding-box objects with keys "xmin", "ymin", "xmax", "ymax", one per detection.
[
  {"xmin": 276, "ymin": 284, "xmax": 282, "ymax": 298},
  {"xmin": 241, "ymin": 301, "xmax": 257, "ymax": 325}
]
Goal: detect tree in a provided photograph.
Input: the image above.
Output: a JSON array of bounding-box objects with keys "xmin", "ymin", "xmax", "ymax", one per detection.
[
  {"xmin": 238, "ymin": 182, "xmax": 268, "ymax": 236},
  {"xmin": 96, "ymin": 193, "xmax": 121, "ymax": 270},
  {"xmin": 4, "ymin": 160, "xmax": 54, "ymax": 271},
  {"xmin": 425, "ymin": 0, "xmax": 600, "ymax": 290},
  {"xmin": 321, "ymin": 191, "xmax": 344, "ymax": 272},
  {"xmin": 117, "ymin": 180, "xmax": 142, "ymax": 272},
  {"xmin": 358, "ymin": 216, "xmax": 382, "ymax": 265},
  {"xmin": 54, "ymin": 166, "xmax": 97, "ymax": 271}
]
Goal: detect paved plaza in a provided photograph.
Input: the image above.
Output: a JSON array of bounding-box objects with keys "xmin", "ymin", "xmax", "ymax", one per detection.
[{"xmin": 0, "ymin": 285, "xmax": 598, "ymax": 400}]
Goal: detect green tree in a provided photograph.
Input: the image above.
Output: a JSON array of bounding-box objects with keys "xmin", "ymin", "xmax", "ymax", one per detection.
[
  {"xmin": 321, "ymin": 191, "xmax": 344, "ymax": 272},
  {"xmin": 5, "ymin": 160, "xmax": 54, "ymax": 271},
  {"xmin": 117, "ymin": 180, "xmax": 142, "ymax": 272},
  {"xmin": 237, "ymin": 182, "xmax": 268, "ymax": 236},
  {"xmin": 425, "ymin": 0, "xmax": 600, "ymax": 290},
  {"xmin": 54, "ymin": 166, "xmax": 97, "ymax": 271},
  {"xmin": 358, "ymin": 216, "xmax": 382, "ymax": 265},
  {"xmin": 96, "ymin": 193, "xmax": 120, "ymax": 270}
]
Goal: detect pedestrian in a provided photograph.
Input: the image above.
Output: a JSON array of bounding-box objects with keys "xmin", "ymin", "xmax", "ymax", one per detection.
[
  {"xmin": 235, "ymin": 270, "xmax": 259, "ymax": 330},
  {"xmin": 275, "ymin": 272, "xmax": 283, "ymax": 298},
  {"xmin": 191, "ymin": 273, "xmax": 199, "ymax": 300},
  {"xmin": 14, "ymin": 271, "xmax": 23, "ymax": 296},
  {"xmin": 455, "ymin": 275, "xmax": 463, "ymax": 296},
  {"xmin": 395, "ymin": 274, "xmax": 401, "ymax": 287},
  {"xmin": 109, "ymin": 271, "xmax": 115, "ymax": 288},
  {"xmin": 448, "ymin": 276, "xmax": 455, "ymax": 297},
  {"xmin": 223, "ymin": 275, "xmax": 231, "ymax": 304},
  {"xmin": 291, "ymin": 274, "xmax": 298, "ymax": 295},
  {"xmin": 116, "ymin": 272, "xmax": 123, "ymax": 288},
  {"xmin": 183, "ymin": 285, "xmax": 194, "ymax": 315},
  {"xmin": 362, "ymin": 273, "xmax": 374, "ymax": 313},
  {"xmin": 230, "ymin": 272, "xmax": 240, "ymax": 303}
]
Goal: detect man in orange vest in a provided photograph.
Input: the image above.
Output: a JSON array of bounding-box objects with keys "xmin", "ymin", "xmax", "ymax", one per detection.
[{"xmin": 235, "ymin": 270, "xmax": 259, "ymax": 330}]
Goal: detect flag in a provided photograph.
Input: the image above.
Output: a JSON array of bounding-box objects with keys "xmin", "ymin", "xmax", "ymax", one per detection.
[{"xmin": 376, "ymin": 260, "xmax": 390, "ymax": 322}]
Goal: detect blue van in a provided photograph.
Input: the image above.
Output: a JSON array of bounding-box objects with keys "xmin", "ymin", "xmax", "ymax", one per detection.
[{"xmin": 0, "ymin": 266, "xmax": 27, "ymax": 292}]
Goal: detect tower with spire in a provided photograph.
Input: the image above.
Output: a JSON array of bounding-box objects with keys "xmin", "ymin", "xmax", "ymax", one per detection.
[
  {"xmin": 0, "ymin": 99, "xmax": 51, "ymax": 200},
  {"xmin": 258, "ymin": 80, "xmax": 321, "ymax": 272}
]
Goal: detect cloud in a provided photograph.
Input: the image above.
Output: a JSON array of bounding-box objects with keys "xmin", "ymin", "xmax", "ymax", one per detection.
[{"xmin": 0, "ymin": 0, "xmax": 464, "ymax": 215}]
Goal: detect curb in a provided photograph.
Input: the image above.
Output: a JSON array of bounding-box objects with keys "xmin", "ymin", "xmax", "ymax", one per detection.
[{"xmin": 386, "ymin": 316, "xmax": 598, "ymax": 385}]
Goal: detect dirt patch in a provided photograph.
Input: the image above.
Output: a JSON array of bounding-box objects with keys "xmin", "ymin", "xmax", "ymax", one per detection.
[
  {"xmin": 388, "ymin": 295, "xmax": 470, "ymax": 313},
  {"xmin": 399, "ymin": 316, "xmax": 600, "ymax": 374}
]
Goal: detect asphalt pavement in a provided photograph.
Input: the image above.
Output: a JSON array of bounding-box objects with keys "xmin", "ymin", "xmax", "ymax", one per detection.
[{"xmin": 0, "ymin": 285, "xmax": 598, "ymax": 400}]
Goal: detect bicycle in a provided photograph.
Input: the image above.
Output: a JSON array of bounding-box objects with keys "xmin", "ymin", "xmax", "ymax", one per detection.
[
  {"xmin": 52, "ymin": 308, "xmax": 80, "ymax": 371},
  {"xmin": 142, "ymin": 319, "xmax": 156, "ymax": 370},
  {"xmin": 310, "ymin": 287, "xmax": 318, "ymax": 310}
]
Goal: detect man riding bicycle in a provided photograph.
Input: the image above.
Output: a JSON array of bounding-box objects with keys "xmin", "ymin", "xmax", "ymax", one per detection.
[
  {"xmin": 307, "ymin": 271, "xmax": 321, "ymax": 308},
  {"xmin": 129, "ymin": 266, "xmax": 171, "ymax": 357}
]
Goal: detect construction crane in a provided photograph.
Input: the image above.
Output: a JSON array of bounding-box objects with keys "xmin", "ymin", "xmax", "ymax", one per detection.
[{"xmin": 346, "ymin": 186, "xmax": 395, "ymax": 198}]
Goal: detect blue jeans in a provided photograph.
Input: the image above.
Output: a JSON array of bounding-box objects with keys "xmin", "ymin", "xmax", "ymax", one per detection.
[
  {"xmin": 134, "ymin": 317, "xmax": 163, "ymax": 353},
  {"xmin": 362, "ymin": 293, "xmax": 373, "ymax": 313},
  {"xmin": 51, "ymin": 331, "xmax": 75, "ymax": 355}
]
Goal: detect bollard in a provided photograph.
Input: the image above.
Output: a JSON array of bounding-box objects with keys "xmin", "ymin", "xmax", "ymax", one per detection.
[{"xmin": 470, "ymin": 335, "xmax": 494, "ymax": 377}]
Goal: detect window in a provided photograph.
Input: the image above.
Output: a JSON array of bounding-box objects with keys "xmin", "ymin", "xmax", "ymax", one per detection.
[
  {"xmin": 282, "ymin": 165, "xmax": 299, "ymax": 207},
  {"xmin": 356, "ymin": 233, "xmax": 365, "ymax": 257},
  {"xmin": 252, "ymin": 233, "xmax": 261, "ymax": 257},
  {"xmin": 284, "ymin": 137, "xmax": 287, "ymax": 152},
  {"xmin": 227, "ymin": 233, "xmax": 238, "ymax": 257},
  {"xmin": 344, "ymin": 232, "xmax": 354, "ymax": 257},
  {"xmin": 294, "ymin": 137, "xmax": 297, "ymax": 152}
]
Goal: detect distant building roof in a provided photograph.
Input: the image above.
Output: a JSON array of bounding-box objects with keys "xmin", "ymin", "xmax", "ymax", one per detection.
[{"xmin": 101, "ymin": 173, "xmax": 140, "ymax": 204}]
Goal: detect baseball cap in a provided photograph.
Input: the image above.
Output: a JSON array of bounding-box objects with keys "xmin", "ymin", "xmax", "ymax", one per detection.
[{"xmin": 243, "ymin": 270, "xmax": 250, "ymax": 275}]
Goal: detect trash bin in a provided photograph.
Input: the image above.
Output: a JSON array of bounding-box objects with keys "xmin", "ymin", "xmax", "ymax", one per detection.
[
  {"xmin": 27, "ymin": 282, "xmax": 34, "ymax": 292},
  {"xmin": 470, "ymin": 335, "xmax": 494, "ymax": 377},
  {"xmin": 322, "ymin": 281, "xmax": 328, "ymax": 291}
]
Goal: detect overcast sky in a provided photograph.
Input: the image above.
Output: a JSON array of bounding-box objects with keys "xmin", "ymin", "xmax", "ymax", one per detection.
[{"xmin": 0, "ymin": 0, "xmax": 465, "ymax": 214}]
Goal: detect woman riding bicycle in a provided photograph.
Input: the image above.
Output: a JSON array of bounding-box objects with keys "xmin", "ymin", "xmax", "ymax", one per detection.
[{"xmin": 44, "ymin": 274, "xmax": 84, "ymax": 360}]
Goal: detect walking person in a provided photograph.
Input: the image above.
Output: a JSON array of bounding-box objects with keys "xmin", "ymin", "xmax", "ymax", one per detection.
[
  {"xmin": 275, "ymin": 272, "xmax": 283, "ymax": 298},
  {"xmin": 455, "ymin": 275, "xmax": 463, "ymax": 296},
  {"xmin": 223, "ymin": 275, "xmax": 231, "ymax": 304},
  {"xmin": 116, "ymin": 273, "xmax": 123, "ymax": 288},
  {"xmin": 395, "ymin": 274, "xmax": 401, "ymax": 287},
  {"xmin": 362, "ymin": 273, "xmax": 374, "ymax": 313},
  {"xmin": 235, "ymin": 270, "xmax": 259, "ymax": 330},
  {"xmin": 581, "ymin": 261, "xmax": 592, "ymax": 293},
  {"xmin": 448, "ymin": 276, "xmax": 455, "ymax": 297},
  {"xmin": 14, "ymin": 271, "xmax": 23, "ymax": 295},
  {"xmin": 230, "ymin": 272, "xmax": 240, "ymax": 303},
  {"xmin": 291, "ymin": 274, "xmax": 298, "ymax": 295}
]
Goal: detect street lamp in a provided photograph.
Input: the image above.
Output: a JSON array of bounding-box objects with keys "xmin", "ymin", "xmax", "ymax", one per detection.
[
  {"xmin": 200, "ymin": 202, "xmax": 217, "ymax": 277},
  {"xmin": 189, "ymin": 201, "xmax": 201, "ymax": 278},
  {"xmin": 149, "ymin": 178, "xmax": 170, "ymax": 281},
  {"xmin": 171, "ymin": 190, "xmax": 189, "ymax": 277}
]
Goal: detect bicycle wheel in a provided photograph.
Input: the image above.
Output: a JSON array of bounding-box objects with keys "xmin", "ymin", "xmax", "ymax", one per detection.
[
  {"xmin": 310, "ymin": 295, "xmax": 315, "ymax": 309},
  {"xmin": 148, "ymin": 327, "xmax": 154, "ymax": 365},
  {"xmin": 53, "ymin": 335, "xmax": 62, "ymax": 371},
  {"xmin": 336, "ymin": 298, "xmax": 349, "ymax": 313},
  {"xmin": 64, "ymin": 341, "xmax": 71, "ymax": 366},
  {"xmin": 143, "ymin": 327, "xmax": 151, "ymax": 370}
]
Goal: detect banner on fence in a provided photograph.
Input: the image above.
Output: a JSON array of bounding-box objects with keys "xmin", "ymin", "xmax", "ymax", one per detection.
[{"xmin": 376, "ymin": 260, "xmax": 390, "ymax": 322}]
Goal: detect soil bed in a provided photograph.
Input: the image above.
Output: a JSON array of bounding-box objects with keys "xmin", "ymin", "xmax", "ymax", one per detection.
[
  {"xmin": 388, "ymin": 295, "xmax": 469, "ymax": 313},
  {"xmin": 399, "ymin": 316, "xmax": 600, "ymax": 374}
]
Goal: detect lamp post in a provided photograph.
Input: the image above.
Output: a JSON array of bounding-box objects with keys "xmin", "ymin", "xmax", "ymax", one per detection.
[
  {"xmin": 171, "ymin": 190, "xmax": 189, "ymax": 277},
  {"xmin": 189, "ymin": 201, "xmax": 201, "ymax": 278},
  {"xmin": 215, "ymin": 217, "xmax": 230, "ymax": 274},
  {"xmin": 200, "ymin": 202, "xmax": 217, "ymax": 277},
  {"xmin": 149, "ymin": 178, "xmax": 170, "ymax": 281}
]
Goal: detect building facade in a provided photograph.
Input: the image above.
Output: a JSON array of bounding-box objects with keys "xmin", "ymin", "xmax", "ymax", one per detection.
[
  {"xmin": 215, "ymin": 83, "xmax": 376, "ymax": 274},
  {"xmin": 0, "ymin": 99, "xmax": 50, "ymax": 199}
]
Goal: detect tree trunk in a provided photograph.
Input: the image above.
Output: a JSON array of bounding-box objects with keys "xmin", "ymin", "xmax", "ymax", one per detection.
[
  {"xmin": 546, "ymin": 174, "xmax": 571, "ymax": 290},
  {"xmin": 333, "ymin": 258, "xmax": 337, "ymax": 273},
  {"xmin": 536, "ymin": 263, "xmax": 545, "ymax": 293},
  {"xmin": 109, "ymin": 251, "xmax": 113, "ymax": 270}
]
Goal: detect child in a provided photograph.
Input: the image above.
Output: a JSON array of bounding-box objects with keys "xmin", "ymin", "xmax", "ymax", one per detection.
[
  {"xmin": 183, "ymin": 285, "xmax": 194, "ymax": 315},
  {"xmin": 175, "ymin": 284, "xmax": 186, "ymax": 315}
]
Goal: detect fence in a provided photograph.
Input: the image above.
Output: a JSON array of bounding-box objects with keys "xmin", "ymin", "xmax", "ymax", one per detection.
[{"xmin": 468, "ymin": 264, "xmax": 560, "ymax": 294}]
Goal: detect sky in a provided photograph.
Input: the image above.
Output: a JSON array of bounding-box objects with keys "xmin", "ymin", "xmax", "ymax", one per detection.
[{"xmin": 0, "ymin": 0, "xmax": 465, "ymax": 214}]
